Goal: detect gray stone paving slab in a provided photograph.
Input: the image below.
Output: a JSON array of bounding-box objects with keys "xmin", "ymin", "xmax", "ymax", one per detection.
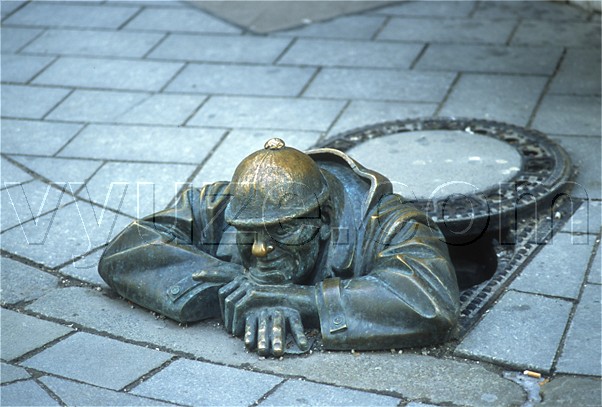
[
  {"xmin": 79, "ymin": 161, "xmax": 196, "ymax": 218},
  {"xmin": 512, "ymin": 20, "xmax": 600, "ymax": 48},
  {"xmin": 279, "ymin": 38, "xmax": 422, "ymax": 68},
  {"xmin": 23, "ymin": 29, "xmax": 165, "ymax": 58},
  {"xmin": 0, "ymin": 309, "xmax": 73, "ymax": 361},
  {"xmin": 166, "ymin": 63, "xmax": 315, "ymax": 97},
  {"xmin": 561, "ymin": 200, "xmax": 601, "ymax": 235},
  {"xmin": 589, "ymin": 242, "xmax": 601, "ymax": 284},
  {"xmin": 1, "ymin": 157, "xmax": 33, "ymax": 188},
  {"xmin": 549, "ymin": 48, "xmax": 601, "ymax": 95},
  {"xmin": 274, "ymin": 15, "xmax": 386, "ymax": 40},
  {"xmin": 373, "ymin": 1, "xmax": 476, "ymax": 17},
  {"xmin": 26, "ymin": 287, "xmax": 525, "ymax": 407},
  {"xmin": 1, "ymin": 179, "xmax": 74, "ymax": 232},
  {"xmin": 417, "ymin": 44, "xmax": 563, "ymax": 75},
  {"xmin": 439, "ymin": 74, "xmax": 547, "ymax": 125},
  {"xmin": 556, "ymin": 284, "xmax": 601, "ymax": 376},
  {"xmin": 124, "ymin": 7, "xmax": 241, "ymax": 34},
  {"xmin": 473, "ymin": 1, "xmax": 589, "ymax": 21},
  {"xmin": 9, "ymin": 156, "xmax": 103, "ymax": 186},
  {"xmin": 1, "ymin": 1, "xmax": 26, "ymax": 19},
  {"xmin": 540, "ymin": 376, "xmax": 602, "ymax": 407},
  {"xmin": 378, "ymin": 17, "xmax": 515, "ymax": 44},
  {"xmin": 304, "ymin": 68, "xmax": 455, "ymax": 102},
  {"xmin": 149, "ymin": 34, "xmax": 291, "ymax": 64},
  {"xmin": 1, "ymin": 200, "xmax": 132, "ymax": 268},
  {"xmin": 533, "ymin": 95, "xmax": 601, "ymax": 137},
  {"xmin": 40, "ymin": 376, "xmax": 175, "ymax": 406},
  {"xmin": 0, "ymin": 379, "xmax": 60, "ymax": 406},
  {"xmin": 21, "ymin": 332, "xmax": 172, "ymax": 390},
  {"xmin": 1, "ymin": 362, "xmax": 30, "ymax": 384},
  {"xmin": 47, "ymin": 89, "xmax": 149, "ymax": 123},
  {"xmin": 189, "ymin": 96, "xmax": 345, "ymax": 131},
  {"xmin": 1, "ymin": 54, "xmax": 54, "ymax": 83},
  {"xmin": 1, "ymin": 84, "xmax": 69, "ymax": 119},
  {"xmin": 456, "ymin": 290, "xmax": 573, "ymax": 372},
  {"xmin": 509, "ymin": 232, "xmax": 595, "ymax": 299},
  {"xmin": 328, "ymin": 100, "xmax": 437, "ymax": 136},
  {"xmin": 551, "ymin": 136, "xmax": 601, "ymax": 200},
  {"xmin": 0, "ymin": 257, "xmax": 59, "ymax": 305},
  {"xmin": 1, "ymin": 119, "xmax": 83, "ymax": 155},
  {"xmin": 1, "ymin": 27, "xmax": 42, "ymax": 53},
  {"xmin": 194, "ymin": 129, "xmax": 320, "ymax": 185},
  {"xmin": 59, "ymin": 248, "xmax": 107, "ymax": 287},
  {"xmin": 261, "ymin": 379, "xmax": 400, "ymax": 406},
  {"xmin": 33, "ymin": 57, "xmax": 183, "ymax": 91},
  {"xmin": 132, "ymin": 359, "xmax": 282, "ymax": 406},
  {"xmin": 116, "ymin": 93, "xmax": 206, "ymax": 126},
  {"xmin": 58, "ymin": 124, "xmax": 224, "ymax": 164},
  {"xmin": 4, "ymin": 2, "xmax": 139, "ymax": 29}
]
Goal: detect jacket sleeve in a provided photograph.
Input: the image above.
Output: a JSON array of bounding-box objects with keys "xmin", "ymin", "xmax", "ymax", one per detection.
[
  {"xmin": 98, "ymin": 182, "xmax": 244, "ymax": 323},
  {"xmin": 316, "ymin": 194, "xmax": 460, "ymax": 350}
]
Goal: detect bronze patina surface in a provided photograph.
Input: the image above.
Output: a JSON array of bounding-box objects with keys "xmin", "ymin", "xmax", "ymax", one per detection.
[{"xmin": 99, "ymin": 139, "xmax": 460, "ymax": 356}]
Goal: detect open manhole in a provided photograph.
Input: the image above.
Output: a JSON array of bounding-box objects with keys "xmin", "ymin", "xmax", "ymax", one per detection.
[{"xmin": 316, "ymin": 117, "xmax": 575, "ymax": 333}]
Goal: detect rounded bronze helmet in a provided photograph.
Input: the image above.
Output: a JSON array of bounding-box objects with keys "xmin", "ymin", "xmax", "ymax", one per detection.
[{"xmin": 225, "ymin": 138, "xmax": 329, "ymax": 227}]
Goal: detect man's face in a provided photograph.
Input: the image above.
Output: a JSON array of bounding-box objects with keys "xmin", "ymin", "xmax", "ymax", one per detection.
[{"xmin": 235, "ymin": 211, "xmax": 326, "ymax": 285}]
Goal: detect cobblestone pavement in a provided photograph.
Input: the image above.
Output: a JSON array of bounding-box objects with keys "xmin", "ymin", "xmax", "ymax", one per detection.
[{"xmin": 1, "ymin": 1, "xmax": 601, "ymax": 406}]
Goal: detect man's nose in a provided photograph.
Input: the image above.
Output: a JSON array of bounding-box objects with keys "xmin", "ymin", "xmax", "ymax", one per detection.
[{"xmin": 252, "ymin": 233, "xmax": 274, "ymax": 258}]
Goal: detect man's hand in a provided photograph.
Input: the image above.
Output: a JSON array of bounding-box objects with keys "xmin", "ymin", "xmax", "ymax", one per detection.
[{"xmin": 243, "ymin": 307, "xmax": 309, "ymax": 357}]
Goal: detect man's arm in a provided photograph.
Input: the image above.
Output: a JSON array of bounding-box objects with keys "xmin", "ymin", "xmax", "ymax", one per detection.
[
  {"xmin": 98, "ymin": 182, "xmax": 244, "ymax": 323},
  {"xmin": 316, "ymin": 194, "xmax": 460, "ymax": 350}
]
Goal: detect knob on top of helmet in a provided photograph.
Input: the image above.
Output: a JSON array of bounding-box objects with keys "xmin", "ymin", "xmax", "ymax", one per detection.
[{"xmin": 224, "ymin": 139, "xmax": 329, "ymax": 227}]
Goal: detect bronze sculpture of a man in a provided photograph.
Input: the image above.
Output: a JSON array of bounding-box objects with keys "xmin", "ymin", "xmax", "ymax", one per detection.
[{"xmin": 99, "ymin": 138, "xmax": 460, "ymax": 356}]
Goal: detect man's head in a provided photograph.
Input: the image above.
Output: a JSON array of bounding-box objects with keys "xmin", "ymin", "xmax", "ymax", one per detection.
[{"xmin": 225, "ymin": 139, "xmax": 331, "ymax": 285}]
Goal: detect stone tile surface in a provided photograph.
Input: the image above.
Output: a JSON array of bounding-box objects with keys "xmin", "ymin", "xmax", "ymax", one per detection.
[
  {"xmin": 374, "ymin": 1, "xmax": 475, "ymax": 17},
  {"xmin": 0, "ymin": 362, "xmax": 30, "ymax": 384},
  {"xmin": 561, "ymin": 200, "xmax": 601, "ymax": 235},
  {"xmin": 39, "ymin": 375, "xmax": 175, "ymax": 406},
  {"xmin": 556, "ymin": 284, "xmax": 601, "ymax": 376},
  {"xmin": 1, "ymin": 119, "xmax": 83, "ymax": 155},
  {"xmin": 124, "ymin": 8, "xmax": 241, "ymax": 34},
  {"xmin": 23, "ymin": 29, "xmax": 165, "ymax": 58},
  {"xmin": 0, "ymin": 380, "xmax": 60, "ymax": 406},
  {"xmin": 417, "ymin": 44, "xmax": 563, "ymax": 75},
  {"xmin": 48, "ymin": 90, "xmax": 149, "ymax": 123},
  {"xmin": 1, "ymin": 27, "xmax": 43, "ymax": 53},
  {"xmin": 59, "ymin": 124, "xmax": 224, "ymax": 164},
  {"xmin": 549, "ymin": 48, "xmax": 601, "ymax": 95},
  {"xmin": 512, "ymin": 20, "xmax": 601, "ymax": 47},
  {"xmin": 533, "ymin": 95, "xmax": 601, "ymax": 137},
  {"xmin": 328, "ymin": 100, "xmax": 436, "ymax": 136},
  {"xmin": 1, "ymin": 54, "xmax": 54, "ymax": 83},
  {"xmin": 194, "ymin": 129, "xmax": 320, "ymax": 184},
  {"xmin": 305, "ymin": 68, "xmax": 454, "ymax": 102},
  {"xmin": 275, "ymin": 15, "xmax": 386, "ymax": 39},
  {"xmin": 33, "ymin": 57, "xmax": 183, "ymax": 91},
  {"xmin": 59, "ymin": 248, "xmax": 107, "ymax": 286},
  {"xmin": 0, "ymin": 257, "xmax": 59, "ymax": 305},
  {"xmin": 589, "ymin": 243, "xmax": 601, "ymax": 284},
  {"xmin": 189, "ymin": 96, "xmax": 345, "ymax": 131},
  {"xmin": 261, "ymin": 379, "xmax": 400, "ymax": 406},
  {"xmin": 22, "ymin": 332, "xmax": 172, "ymax": 390},
  {"xmin": 150, "ymin": 34, "xmax": 291, "ymax": 63},
  {"xmin": 166, "ymin": 63, "xmax": 315, "ymax": 97},
  {"xmin": 473, "ymin": 1, "xmax": 589, "ymax": 20},
  {"xmin": 1, "ymin": 84, "xmax": 69, "ymax": 119},
  {"xmin": 456, "ymin": 290, "xmax": 573, "ymax": 372},
  {"xmin": 0, "ymin": 1, "xmax": 26, "ymax": 19},
  {"xmin": 116, "ymin": 93, "xmax": 206, "ymax": 126},
  {"xmin": 551, "ymin": 136, "xmax": 601, "ymax": 200},
  {"xmin": 378, "ymin": 17, "xmax": 515, "ymax": 44},
  {"xmin": 540, "ymin": 376, "xmax": 602, "ymax": 407},
  {"xmin": 10, "ymin": 156, "xmax": 103, "ymax": 185},
  {"xmin": 509, "ymin": 232, "xmax": 595, "ymax": 299},
  {"xmin": 0, "ymin": 309, "xmax": 73, "ymax": 361},
  {"xmin": 439, "ymin": 74, "xmax": 547, "ymax": 125},
  {"xmin": 1, "ymin": 200, "xmax": 132, "ymax": 268},
  {"xmin": 131, "ymin": 359, "xmax": 282, "ymax": 406},
  {"xmin": 80, "ymin": 161, "xmax": 196, "ymax": 218},
  {"xmin": 4, "ymin": 2, "xmax": 139, "ymax": 28},
  {"xmin": 1, "ymin": 157, "xmax": 33, "ymax": 187},
  {"xmin": 279, "ymin": 38, "xmax": 422, "ymax": 68}
]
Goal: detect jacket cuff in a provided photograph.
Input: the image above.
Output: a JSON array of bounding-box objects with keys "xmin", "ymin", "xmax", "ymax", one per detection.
[{"xmin": 316, "ymin": 278, "xmax": 348, "ymax": 343}]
